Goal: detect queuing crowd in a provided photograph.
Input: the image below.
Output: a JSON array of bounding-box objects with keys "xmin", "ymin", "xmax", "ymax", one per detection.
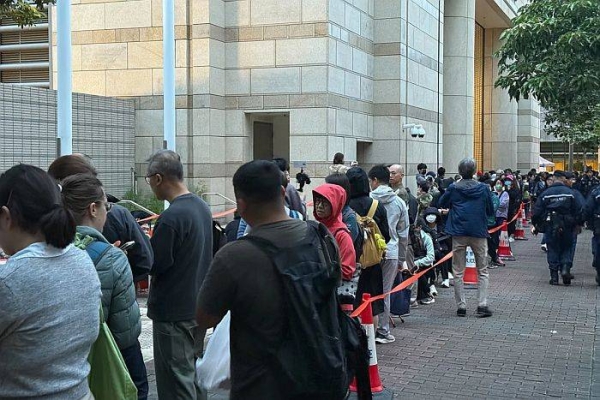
[{"xmin": 2, "ymin": 148, "xmax": 600, "ymax": 400}]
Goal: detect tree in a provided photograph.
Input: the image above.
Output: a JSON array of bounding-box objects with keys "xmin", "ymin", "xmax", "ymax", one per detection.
[
  {"xmin": 0, "ymin": 0, "xmax": 55, "ymax": 27},
  {"xmin": 495, "ymin": 0, "xmax": 600, "ymax": 144}
]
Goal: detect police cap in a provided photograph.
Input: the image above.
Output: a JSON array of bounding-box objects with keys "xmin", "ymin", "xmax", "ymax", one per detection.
[{"xmin": 553, "ymin": 170, "xmax": 566, "ymax": 179}]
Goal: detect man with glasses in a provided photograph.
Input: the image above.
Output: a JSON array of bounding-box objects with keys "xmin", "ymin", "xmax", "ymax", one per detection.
[
  {"xmin": 389, "ymin": 164, "xmax": 419, "ymax": 224},
  {"xmin": 145, "ymin": 150, "xmax": 212, "ymax": 400}
]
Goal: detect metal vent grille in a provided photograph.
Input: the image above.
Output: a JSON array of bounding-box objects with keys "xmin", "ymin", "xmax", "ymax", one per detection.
[{"xmin": 0, "ymin": 17, "xmax": 49, "ymax": 87}]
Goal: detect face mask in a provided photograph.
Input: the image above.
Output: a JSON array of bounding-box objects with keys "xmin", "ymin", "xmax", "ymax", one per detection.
[
  {"xmin": 495, "ymin": 184, "xmax": 503, "ymax": 191},
  {"xmin": 505, "ymin": 182, "xmax": 512, "ymax": 188},
  {"xmin": 425, "ymin": 215, "xmax": 437, "ymax": 223}
]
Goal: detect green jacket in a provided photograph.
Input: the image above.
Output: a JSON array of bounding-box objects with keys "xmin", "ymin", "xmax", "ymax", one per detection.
[{"xmin": 75, "ymin": 226, "xmax": 141, "ymax": 350}]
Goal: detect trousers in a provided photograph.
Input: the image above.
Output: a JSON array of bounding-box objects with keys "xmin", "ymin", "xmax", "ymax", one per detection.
[
  {"xmin": 451, "ymin": 236, "xmax": 489, "ymax": 309},
  {"xmin": 153, "ymin": 320, "xmax": 207, "ymax": 400}
]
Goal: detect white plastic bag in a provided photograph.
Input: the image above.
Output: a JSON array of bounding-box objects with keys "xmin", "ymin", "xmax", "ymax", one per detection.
[{"xmin": 196, "ymin": 312, "xmax": 231, "ymax": 391}]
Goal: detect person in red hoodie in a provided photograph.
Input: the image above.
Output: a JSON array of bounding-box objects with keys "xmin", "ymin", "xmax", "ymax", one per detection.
[{"xmin": 313, "ymin": 184, "xmax": 357, "ymax": 308}]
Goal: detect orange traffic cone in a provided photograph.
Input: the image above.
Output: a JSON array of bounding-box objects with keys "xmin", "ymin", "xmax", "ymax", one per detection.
[
  {"xmin": 514, "ymin": 215, "xmax": 527, "ymax": 240},
  {"xmin": 464, "ymin": 246, "xmax": 478, "ymax": 286},
  {"xmin": 349, "ymin": 294, "xmax": 393, "ymax": 399},
  {"xmin": 521, "ymin": 208, "xmax": 529, "ymax": 228},
  {"xmin": 497, "ymin": 223, "xmax": 516, "ymax": 261}
]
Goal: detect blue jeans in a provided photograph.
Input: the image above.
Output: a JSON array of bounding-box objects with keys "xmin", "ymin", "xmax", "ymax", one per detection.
[
  {"xmin": 546, "ymin": 232, "xmax": 574, "ymax": 272},
  {"xmin": 121, "ymin": 340, "xmax": 149, "ymax": 400}
]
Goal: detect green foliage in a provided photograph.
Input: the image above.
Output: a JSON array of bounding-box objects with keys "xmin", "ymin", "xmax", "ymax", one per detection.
[
  {"xmin": 121, "ymin": 190, "xmax": 165, "ymax": 215},
  {"xmin": 121, "ymin": 183, "xmax": 207, "ymax": 215},
  {"xmin": 495, "ymin": 0, "xmax": 600, "ymax": 144},
  {"xmin": 0, "ymin": 0, "xmax": 54, "ymax": 27}
]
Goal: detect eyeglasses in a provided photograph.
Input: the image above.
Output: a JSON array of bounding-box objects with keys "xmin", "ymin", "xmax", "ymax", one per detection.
[
  {"xmin": 96, "ymin": 201, "xmax": 112, "ymax": 212},
  {"xmin": 145, "ymin": 173, "xmax": 161, "ymax": 185}
]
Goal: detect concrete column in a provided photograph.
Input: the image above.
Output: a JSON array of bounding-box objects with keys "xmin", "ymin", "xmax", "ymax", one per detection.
[
  {"xmin": 517, "ymin": 98, "xmax": 541, "ymax": 170},
  {"xmin": 483, "ymin": 28, "xmax": 518, "ymax": 170},
  {"xmin": 443, "ymin": 0, "xmax": 475, "ymax": 174}
]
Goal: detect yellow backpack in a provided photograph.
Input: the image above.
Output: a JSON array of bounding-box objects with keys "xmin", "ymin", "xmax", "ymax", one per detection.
[{"xmin": 357, "ymin": 200, "xmax": 387, "ymax": 268}]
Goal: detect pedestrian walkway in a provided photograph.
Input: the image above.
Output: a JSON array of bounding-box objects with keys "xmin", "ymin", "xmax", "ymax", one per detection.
[{"xmin": 140, "ymin": 229, "xmax": 600, "ymax": 399}]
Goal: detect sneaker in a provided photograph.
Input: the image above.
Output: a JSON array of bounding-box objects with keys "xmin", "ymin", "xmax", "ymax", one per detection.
[
  {"xmin": 488, "ymin": 263, "xmax": 499, "ymax": 270},
  {"xmin": 440, "ymin": 279, "xmax": 450, "ymax": 288},
  {"xmin": 429, "ymin": 284, "xmax": 438, "ymax": 296},
  {"xmin": 492, "ymin": 259, "xmax": 505, "ymax": 267},
  {"xmin": 457, "ymin": 308, "xmax": 466, "ymax": 317},
  {"xmin": 375, "ymin": 332, "xmax": 396, "ymax": 344},
  {"xmin": 476, "ymin": 306, "xmax": 493, "ymax": 318},
  {"xmin": 541, "ymin": 244, "xmax": 547, "ymax": 252},
  {"xmin": 419, "ymin": 297, "xmax": 435, "ymax": 305},
  {"xmin": 448, "ymin": 272, "xmax": 454, "ymax": 280},
  {"xmin": 410, "ymin": 300, "xmax": 419, "ymax": 308},
  {"xmin": 508, "ymin": 237, "xmax": 515, "ymax": 243}
]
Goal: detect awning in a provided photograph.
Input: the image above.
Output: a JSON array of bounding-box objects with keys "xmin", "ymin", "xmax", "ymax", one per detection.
[{"xmin": 539, "ymin": 156, "xmax": 555, "ymax": 167}]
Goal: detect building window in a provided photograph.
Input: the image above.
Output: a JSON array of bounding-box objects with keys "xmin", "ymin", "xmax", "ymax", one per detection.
[{"xmin": 0, "ymin": 17, "xmax": 50, "ymax": 88}]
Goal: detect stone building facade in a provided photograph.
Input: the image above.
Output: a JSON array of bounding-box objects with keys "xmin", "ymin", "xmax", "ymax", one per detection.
[{"xmin": 50, "ymin": 0, "xmax": 540, "ymax": 198}]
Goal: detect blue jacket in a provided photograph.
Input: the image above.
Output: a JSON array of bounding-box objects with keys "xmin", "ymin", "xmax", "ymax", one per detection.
[{"xmin": 438, "ymin": 179, "xmax": 494, "ymax": 238}]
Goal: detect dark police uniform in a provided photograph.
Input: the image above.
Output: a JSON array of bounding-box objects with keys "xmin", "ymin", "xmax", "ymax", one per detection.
[
  {"xmin": 532, "ymin": 171, "xmax": 583, "ymax": 285},
  {"xmin": 584, "ymin": 185, "xmax": 600, "ymax": 285}
]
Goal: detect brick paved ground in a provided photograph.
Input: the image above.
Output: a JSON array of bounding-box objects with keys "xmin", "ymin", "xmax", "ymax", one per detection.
[{"xmin": 141, "ymin": 229, "xmax": 600, "ymax": 399}]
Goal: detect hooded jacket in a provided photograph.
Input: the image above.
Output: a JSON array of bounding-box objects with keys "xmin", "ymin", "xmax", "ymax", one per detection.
[
  {"xmin": 74, "ymin": 226, "xmax": 141, "ymax": 350},
  {"xmin": 438, "ymin": 179, "xmax": 494, "ymax": 238},
  {"xmin": 313, "ymin": 184, "xmax": 356, "ymax": 281},
  {"xmin": 370, "ymin": 184, "xmax": 409, "ymax": 260}
]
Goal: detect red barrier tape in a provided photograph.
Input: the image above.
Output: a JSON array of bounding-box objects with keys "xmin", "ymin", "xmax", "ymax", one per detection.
[
  {"xmin": 351, "ymin": 202, "xmax": 526, "ymax": 318},
  {"xmin": 350, "ymin": 251, "xmax": 454, "ymax": 318},
  {"xmin": 487, "ymin": 202, "xmax": 524, "ymax": 234}
]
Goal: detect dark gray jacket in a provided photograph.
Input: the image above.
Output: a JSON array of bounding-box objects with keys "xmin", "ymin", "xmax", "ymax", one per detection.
[{"xmin": 76, "ymin": 226, "xmax": 141, "ymax": 350}]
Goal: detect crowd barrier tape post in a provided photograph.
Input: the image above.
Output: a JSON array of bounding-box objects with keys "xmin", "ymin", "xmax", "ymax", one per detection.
[
  {"xmin": 514, "ymin": 216, "xmax": 527, "ymax": 240},
  {"xmin": 521, "ymin": 208, "xmax": 529, "ymax": 228},
  {"xmin": 349, "ymin": 293, "xmax": 383, "ymax": 394},
  {"xmin": 464, "ymin": 246, "xmax": 478, "ymax": 287}
]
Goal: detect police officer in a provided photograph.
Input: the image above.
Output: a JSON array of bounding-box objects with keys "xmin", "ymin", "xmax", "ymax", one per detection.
[
  {"xmin": 580, "ymin": 167, "xmax": 599, "ymax": 198},
  {"xmin": 564, "ymin": 172, "xmax": 585, "ymax": 280},
  {"xmin": 532, "ymin": 171, "xmax": 583, "ymax": 285},
  {"xmin": 584, "ymin": 181, "xmax": 600, "ymax": 285}
]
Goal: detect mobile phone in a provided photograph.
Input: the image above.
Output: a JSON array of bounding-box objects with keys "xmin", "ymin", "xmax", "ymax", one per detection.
[{"xmin": 119, "ymin": 241, "xmax": 135, "ymax": 251}]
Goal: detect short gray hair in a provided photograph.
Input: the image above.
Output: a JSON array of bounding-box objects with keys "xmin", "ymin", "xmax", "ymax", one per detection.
[
  {"xmin": 458, "ymin": 157, "xmax": 476, "ymax": 179},
  {"xmin": 147, "ymin": 150, "xmax": 183, "ymax": 181}
]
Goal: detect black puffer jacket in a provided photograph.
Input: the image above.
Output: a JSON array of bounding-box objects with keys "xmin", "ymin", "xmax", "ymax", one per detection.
[{"xmin": 347, "ymin": 167, "xmax": 391, "ymax": 242}]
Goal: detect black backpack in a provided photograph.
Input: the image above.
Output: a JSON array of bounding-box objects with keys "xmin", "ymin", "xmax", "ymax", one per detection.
[
  {"xmin": 212, "ymin": 220, "xmax": 227, "ymax": 256},
  {"xmin": 242, "ymin": 221, "xmax": 371, "ymax": 400}
]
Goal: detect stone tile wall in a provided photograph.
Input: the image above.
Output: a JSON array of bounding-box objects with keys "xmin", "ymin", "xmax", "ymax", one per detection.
[{"xmin": 0, "ymin": 84, "xmax": 135, "ymax": 196}]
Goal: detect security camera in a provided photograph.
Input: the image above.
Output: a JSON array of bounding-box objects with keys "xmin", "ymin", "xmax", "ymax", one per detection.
[
  {"xmin": 410, "ymin": 125, "xmax": 425, "ymax": 138},
  {"xmin": 402, "ymin": 123, "xmax": 426, "ymax": 139}
]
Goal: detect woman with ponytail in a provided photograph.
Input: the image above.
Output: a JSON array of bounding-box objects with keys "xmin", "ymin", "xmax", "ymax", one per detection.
[
  {"xmin": 0, "ymin": 165, "xmax": 101, "ymax": 400},
  {"xmin": 61, "ymin": 173, "xmax": 147, "ymax": 400}
]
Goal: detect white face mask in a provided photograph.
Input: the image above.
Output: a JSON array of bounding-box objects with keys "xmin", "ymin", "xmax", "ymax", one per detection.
[{"xmin": 425, "ymin": 215, "xmax": 437, "ymax": 223}]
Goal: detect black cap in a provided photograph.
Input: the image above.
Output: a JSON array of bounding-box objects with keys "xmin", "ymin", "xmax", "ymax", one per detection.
[
  {"xmin": 553, "ymin": 170, "xmax": 566, "ymax": 178},
  {"xmin": 564, "ymin": 171, "xmax": 574, "ymax": 179}
]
